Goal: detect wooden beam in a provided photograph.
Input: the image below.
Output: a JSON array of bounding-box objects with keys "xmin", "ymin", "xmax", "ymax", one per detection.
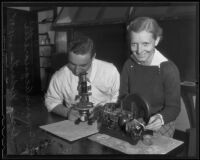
[
  {"xmin": 73, "ymin": 7, "xmax": 83, "ymax": 22},
  {"xmin": 95, "ymin": 7, "xmax": 106, "ymax": 20},
  {"xmin": 30, "ymin": 7, "xmax": 56, "ymax": 12}
]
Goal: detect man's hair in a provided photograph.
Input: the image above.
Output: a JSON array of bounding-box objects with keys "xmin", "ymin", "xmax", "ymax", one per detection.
[
  {"xmin": 127, "ymin": 17, "xmax": 163, "ymax": 40},
  {"xmin": 68, "ymin": 33, "xmax": 96, "ymax": 57}
]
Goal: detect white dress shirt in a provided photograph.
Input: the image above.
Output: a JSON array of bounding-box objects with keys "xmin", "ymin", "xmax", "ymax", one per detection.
[{"xmin": 45, "ymin": 58, "xmax": 120, "ymax": 112}]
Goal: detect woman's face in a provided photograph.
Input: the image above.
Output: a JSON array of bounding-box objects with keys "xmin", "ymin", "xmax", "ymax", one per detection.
[{"xmin": 130, "ymin": 30, "xmax": 159, "ymax": 65}]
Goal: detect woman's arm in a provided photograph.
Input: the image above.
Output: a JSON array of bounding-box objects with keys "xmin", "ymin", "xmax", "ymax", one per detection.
[
  {"xmin": 160, "ymin": 61, "xmax": 181, "ymax": 124},
  {"xmin": 119, "ymin": 60, "xmax": 131, "ymax": 100}
]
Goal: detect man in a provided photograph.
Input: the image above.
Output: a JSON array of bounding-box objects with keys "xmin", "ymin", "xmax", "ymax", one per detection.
[{"xmin": 45, "ymin": 33, "xmax": 120, "ymax": 121}]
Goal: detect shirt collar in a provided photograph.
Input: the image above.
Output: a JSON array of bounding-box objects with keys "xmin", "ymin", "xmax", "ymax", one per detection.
[
  {"xmin": 131, "ymin": 49, "xmax": 168, "ymax": 67},
  {"xmin": 150, "ymin": 49, "xmax": 168, "ymax": 67},
  {"xmin": 87, "ymin": 58, "xmax": 97, "ymax": 83}
]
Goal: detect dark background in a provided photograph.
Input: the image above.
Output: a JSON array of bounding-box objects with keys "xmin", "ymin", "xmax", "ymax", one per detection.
[{"xmin": 4, "ymin": 8, "xmax": 198, "ymax": 95}]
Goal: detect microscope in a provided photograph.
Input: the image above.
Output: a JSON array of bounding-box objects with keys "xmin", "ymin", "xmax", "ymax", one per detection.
[{"xmin": 73, "ymin": 72, "xmax": 94, "ymax": 125}]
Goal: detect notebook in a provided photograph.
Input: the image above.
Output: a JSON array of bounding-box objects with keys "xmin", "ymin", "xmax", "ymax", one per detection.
[{"xmin": 40, "ymin": 120, "xmax": 98, "ymax": 141}]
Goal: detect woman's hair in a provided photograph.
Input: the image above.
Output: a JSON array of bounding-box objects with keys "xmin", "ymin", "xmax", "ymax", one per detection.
[
  {"xmin": 68, "ymin": 32, "xmax": 96, "ymax": 57},
  {"xmin": 127, "ymin": 17, "xmax": 163, "ymax": 40}
]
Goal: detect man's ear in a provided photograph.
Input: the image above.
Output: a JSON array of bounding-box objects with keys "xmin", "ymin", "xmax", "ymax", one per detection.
[
  {"xmin": 92, "ymin": 53, "xmax": 96, "ymax": 59},
  {"xmin": 155, "ymin": 37, "xmax": 161, "ymax": 46}
]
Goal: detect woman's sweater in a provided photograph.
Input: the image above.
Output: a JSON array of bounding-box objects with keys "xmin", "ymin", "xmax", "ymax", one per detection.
[{"xmin": 120, "ymin": 55, "xmax": 181, "ymax": 124}]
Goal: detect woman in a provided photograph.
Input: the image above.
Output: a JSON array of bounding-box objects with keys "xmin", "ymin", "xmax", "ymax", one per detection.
[{"xmin": 120, "ymin": 17, "xmax": 181, "ymax": 137}]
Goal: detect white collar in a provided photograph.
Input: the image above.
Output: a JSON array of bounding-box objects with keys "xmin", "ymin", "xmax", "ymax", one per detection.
[
  {"xmin": 150, "ymin": 49, "xmax": 168, "ymax": 67},
  {"xmin": 87, "ymin": 58, "xmax": 97, "ymax": 82},
  {"xmin": 131, "ymin": 49, "xmax": 168, "ymax": 67}
]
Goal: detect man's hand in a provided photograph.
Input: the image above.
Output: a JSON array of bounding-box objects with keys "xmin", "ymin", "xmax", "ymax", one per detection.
[
  {"xmin": 68, "ymin": 108, "xmax": 80, "ymax": 121},
  {"xmin": 145, "ymin": 114, "xmax": 163, "ymax": 131},
  {"xmin": 88, "ymin": 103, "xmax": 103, "ymax": 120}
]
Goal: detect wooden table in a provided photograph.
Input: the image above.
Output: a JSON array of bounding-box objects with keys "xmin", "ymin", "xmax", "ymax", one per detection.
[
  {"xmin": 6, "ymin": 102, "xmax": 121, "ymax": 155},
  {"xmin": 5, "ymin": 97, "xmax": 184, "ymax": 156}
]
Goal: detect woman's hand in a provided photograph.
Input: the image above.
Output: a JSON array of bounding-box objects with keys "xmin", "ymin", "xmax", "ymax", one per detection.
[{"xmin": 145, "ymin": 114, "xmax": 163, "ymax": 131}]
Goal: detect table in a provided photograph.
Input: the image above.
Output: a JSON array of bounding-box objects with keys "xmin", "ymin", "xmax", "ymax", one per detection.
[
  {"xmin": 6, "ymin": 103, "xmax": 121, "ymax": 155},
  {"xmin": 5, "ymin": 97, "xmax": 184, "ymax": 156}
]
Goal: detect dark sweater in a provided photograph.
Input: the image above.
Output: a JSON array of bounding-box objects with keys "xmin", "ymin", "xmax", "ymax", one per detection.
[{"xmin": 120, "ymin": 58, "xmax": 181, "ymax": 124}]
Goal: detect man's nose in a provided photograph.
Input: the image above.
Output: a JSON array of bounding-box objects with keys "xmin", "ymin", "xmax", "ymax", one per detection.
[{"xmin": 74, "ymin": 66, "xmax": 81, "ymax": 75}]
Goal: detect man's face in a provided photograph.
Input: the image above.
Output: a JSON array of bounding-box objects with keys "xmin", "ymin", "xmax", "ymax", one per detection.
[
  {"xmin": 130, "ymin": 30, "xmax": 159, "ymax": 64},
  {"xmin": 67, "ymin": 51, "xmax": 93, "ymax": 76}
]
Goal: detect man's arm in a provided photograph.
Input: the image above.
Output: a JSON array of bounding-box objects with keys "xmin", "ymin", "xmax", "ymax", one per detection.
[
  {"xmin": 52, "ymin": 104, "xmax": 80, "ymax": 120},
  {"xmin": 45, "ymin": 70, "xmax": 80, "ymax": 121},
  {"xmin": 119, "ymin": 60, "xmax": 130, "ymax": 100},
  {"xmin": 51, "ymin": 104, "xmax": 69, "ymax": 118}
]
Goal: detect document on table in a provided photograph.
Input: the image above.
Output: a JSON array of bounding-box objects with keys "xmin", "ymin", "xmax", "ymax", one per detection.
[
  {"xmin": 40, "ymin": 120, "xmax": 98, "ymax": 141},
  {"xmin": 88, "ymin": 133, "xmax": 184, "ymax": 154}
]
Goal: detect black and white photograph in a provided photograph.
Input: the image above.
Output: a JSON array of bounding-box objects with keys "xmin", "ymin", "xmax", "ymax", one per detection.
[{"xmin": 2, "ymin": 1, "xmax": 199, "ymax": 159}]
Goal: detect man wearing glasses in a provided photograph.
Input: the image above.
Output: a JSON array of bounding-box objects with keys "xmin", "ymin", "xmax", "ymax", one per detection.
[{"xmin": 45, "ymin": 33, "xmax": 120, "ymax": 121}]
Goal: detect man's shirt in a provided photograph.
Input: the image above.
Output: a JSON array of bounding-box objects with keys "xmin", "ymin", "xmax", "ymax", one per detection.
[{"xmin": 45, "ymin": 58, "xmax": 120, "ymax": 112}]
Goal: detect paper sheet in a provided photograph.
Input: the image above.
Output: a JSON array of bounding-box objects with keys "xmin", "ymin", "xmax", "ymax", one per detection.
[
  {"xmin": 88, "ymin": 133, "xmax": 184, "ymax": 154},
  {"xmin": 40, "ymin": 120, "xmax": 98, "ymax": 141}
]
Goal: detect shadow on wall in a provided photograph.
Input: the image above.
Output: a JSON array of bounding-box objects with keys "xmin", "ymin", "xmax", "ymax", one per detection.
[
  {"xmin": 51, "ymin": 53, "xmax": 68, "ymax": 74},
  {"xmin": 44, "ymin": 53, "xmax": 68, "ymax": 92}
]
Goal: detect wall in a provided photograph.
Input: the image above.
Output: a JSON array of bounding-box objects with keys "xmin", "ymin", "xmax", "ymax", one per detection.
[
  {"xmin": 72, "ymin": 24, "xmax": 128, "ymax": 72},
  {"xmin": 38, "ymin": 10, "xmax": 55, "ymax": 91},
  {"xmin": 5, "ymin": 8, "xmax": 40, "ymax": 94},
  {"xmin": 157, "ymin": 17, "xmax": 197, "ymax": 82}
]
